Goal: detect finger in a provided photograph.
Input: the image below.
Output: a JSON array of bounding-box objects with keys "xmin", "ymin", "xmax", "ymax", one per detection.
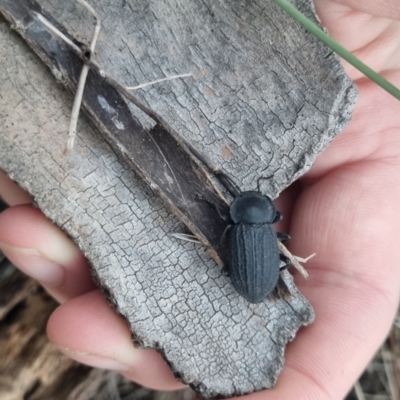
[
  {"xmin": 326, "ymin": 0, "xmax": 400, "ymax": 20},
  {"xmin": 0, "ymin": 204, "xmax": 96, "ymax": 303},
  {"xmin": 47, "ymin": 290, "xmax": 185, "ymax": 391},
  {"xmin": 313, "ymin": 0, "xmax": 400, "ymax": 79},
  {"xmin": 0, "ymin": 170, "xmax": 32, "ymax": 205}
]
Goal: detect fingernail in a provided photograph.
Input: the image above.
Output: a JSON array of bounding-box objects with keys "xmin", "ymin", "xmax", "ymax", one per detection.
[
  {"xmin": 59, "ymin": 348, "xmax": 131, "ymax": 371},
  {"xmin": 0, "ymin": 243, "xmax": 65, "ymax": 286}
]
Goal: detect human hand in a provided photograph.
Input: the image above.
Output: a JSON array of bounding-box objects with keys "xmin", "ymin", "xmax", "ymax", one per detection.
[
  {"xmin": 257, "ymin": 0, "xmax": 400, "ymax": 398},
  {"xmin": 1, "ymin": 0, "xmax": 400, "ymax": 398},
  {"xmin": 0, "ymin": 171, "xmax": 184, "ymax": 391}
]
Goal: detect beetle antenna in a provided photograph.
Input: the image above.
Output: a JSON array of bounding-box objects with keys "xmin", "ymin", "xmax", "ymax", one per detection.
[{"xmin": 184, "ymin": 142, "xmax": 241, "ymax": 198}]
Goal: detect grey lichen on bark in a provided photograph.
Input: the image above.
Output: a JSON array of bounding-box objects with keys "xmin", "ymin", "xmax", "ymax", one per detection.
[{"xmin": 0, "ymin": 0, "xmax": 356, "ymax": 398}]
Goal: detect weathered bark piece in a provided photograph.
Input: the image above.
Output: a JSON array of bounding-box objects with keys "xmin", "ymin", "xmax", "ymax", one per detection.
[
  {"xmin": 0, "ymin": 0, "xmax": 356, "ymax": 397},
  {"xmin": 0, "ymin": 0, "xmax": 235, "ymax": 267}
]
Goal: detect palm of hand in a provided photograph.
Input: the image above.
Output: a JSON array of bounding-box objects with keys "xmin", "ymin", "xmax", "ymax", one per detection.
[{"xmin": 258, "ymin": 1, "xmax": 400, "ymax": 399}]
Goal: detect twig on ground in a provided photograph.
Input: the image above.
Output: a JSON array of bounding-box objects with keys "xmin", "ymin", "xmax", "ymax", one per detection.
[
  {"xmin": 389, "ymin": 330, "xmax": 400, "ymax": 400},
  {"xmin": 354, "ymin": 380, "xmax": 366, "ymax": 400},
  {"xmin": 381, "ymin": 346, "xmax": 400, "ymax": 400},
  {"xmin": 394, "ymin": 315, "xmax": 400, "ymax": 329}
]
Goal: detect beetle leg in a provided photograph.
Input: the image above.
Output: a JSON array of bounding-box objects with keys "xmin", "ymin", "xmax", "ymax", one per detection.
[
  {"xmin": 220, "ymin": 224, "xmax": 232, "ymax": 243},
  {"xmin": 195, "ymin": 193, "xmax": 231, "ymax": 222},
  {"xmin": 272, "ymin": 277, "xmax": 291, "ymax": 299},
  {"xmin": 277, "ymin": 232, "xmax": 291, "ymax": 243},
  {"xmin": 215, "ymin": 204, "xmax": 230, "ymax": 222},
  {"xmin": 279, "ymin": 254, "xmax": 292, "ymax": 270},
  {"xmin": 272, "ymin": 211, "xmax": 283, "ymax": 223}
]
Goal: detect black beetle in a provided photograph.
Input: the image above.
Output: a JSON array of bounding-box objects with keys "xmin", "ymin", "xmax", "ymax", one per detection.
[
  {"xmin": 226, "ymin": 188, "xmax": 291, "ymax": 303},
  {"xmin": 185, "ymin": 144, "xmax": 292, "ymax": 303}
]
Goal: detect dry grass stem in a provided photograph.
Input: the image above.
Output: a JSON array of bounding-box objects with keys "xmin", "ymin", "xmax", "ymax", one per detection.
[
  {"xmin": 65, "ymin": 0, "xmax": 101, "ymax": 154},
  {"xmin": 29, "ymin": 13, "xmax": 156, "ymax": 121},
  {"xmin": 278, "ymin": 242, "xmax": 311, "ymax": 278},
  {"xmin": 127, "ymin": 74, "xmax": 193, "ymax": 90},
  {"xmin": 170, "ymin": 233, "xmax": 200, "ymax": 243},
  {"xmin": 34, "ymin": 13, "xmax": 78, "ymax": 50},
  {"xmin": 293, "ymin": 253, "xmax": 316, "ymax": 264},
  {"xmin": 35, "ymin": 8, "xmax": 191, "ymax": 153},
  {"xmin": 354, "ymin": 380, "xmax": 366, "ymax": 400}
]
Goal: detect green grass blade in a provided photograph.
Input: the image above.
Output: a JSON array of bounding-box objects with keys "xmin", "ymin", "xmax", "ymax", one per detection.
[{"xmin": 270, "ymin": 0, "xmax": 400, "ymax": 101}]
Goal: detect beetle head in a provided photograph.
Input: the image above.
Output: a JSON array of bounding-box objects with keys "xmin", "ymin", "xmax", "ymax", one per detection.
[{"xmin": 230, "ymin": 191, "xmax": 276, "ymax": 224}]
